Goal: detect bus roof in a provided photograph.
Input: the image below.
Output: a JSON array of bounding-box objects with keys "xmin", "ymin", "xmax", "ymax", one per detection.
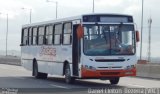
[{"xmin": 22, "ymin": 13, "xmax": 133, "ymax": 28}]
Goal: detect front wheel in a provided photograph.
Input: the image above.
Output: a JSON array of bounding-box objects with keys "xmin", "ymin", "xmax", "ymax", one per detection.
[
  {"xmin": 109, "ymin": 77, "xmax": 120, "ymax": 85},
  {"xmin": 65, "ymin": 64, "xmax": 75, "ymax": 84}
]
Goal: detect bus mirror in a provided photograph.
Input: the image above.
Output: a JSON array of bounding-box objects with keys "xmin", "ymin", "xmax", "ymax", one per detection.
[
  {"xmin": 77, "ymin": 24, "xmax": 84, "ymax": 39},
  {"xmin": 136, "ymin": 31, "xmax": 140, "ymax": 42}
]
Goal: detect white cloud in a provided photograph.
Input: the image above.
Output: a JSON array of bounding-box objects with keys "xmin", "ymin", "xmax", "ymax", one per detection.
[
  {"xmin": 0, "ymin": 0, "xmax": 31, "ymax": 19},
  {"xmin": 96, "ymin": 0, "xmax": 123, "ymax": 7},
  {"xmin": 124, "ymin": 5, "xmax": 140, "ymax": 15}
]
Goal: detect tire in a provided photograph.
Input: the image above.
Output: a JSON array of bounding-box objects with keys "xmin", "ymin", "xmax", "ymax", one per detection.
[
  {"xmin": 109, "ymin": 77, "xmax": 120, "ymax": 85},
  {"xmin": 65, "ymin": 64, "xmax": 75, "ymax": 84},
  {"xmin": 33, "ymin": 61, "xmax": 48, "ymax": 79}
]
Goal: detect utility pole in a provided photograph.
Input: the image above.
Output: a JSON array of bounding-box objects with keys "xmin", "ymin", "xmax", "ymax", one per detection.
[
  {"xmin": 0, "ymin": 13, "xmax": 9, "ymax": 56},
  {"xmin": 22, "ymin": 8, "xmax": 32, "ymax": 24},
  {"xmin": 140, "ymin": 0, "xmax": 144, "ymax": 60},
  {"xmin": 6, "ymin": 13, "xmax": 8, "ymax": 56},
  {"xmin": 29, "ymin": 9, "xmax": 32, "ymax": 23},
  {"xmin": 147, "ymin": 17, "xmax": 152, "ymax": 62},
  {"xmin": 93, "ymin": 0, "xmax": 94, "ymax": 13},
  {"xmin": 46, "ymin": 0, "xmax": 58, "ymax": 19}
]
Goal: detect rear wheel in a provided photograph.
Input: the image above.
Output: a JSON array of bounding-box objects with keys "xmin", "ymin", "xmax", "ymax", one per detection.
[
  {"xmin": 33, "ymin": 61, "xmax": 48, "ymax": 79},
  {"xmin": 65, "ymin": 64, "xmax": 75, "ymax": 84},
  {"xmin": 109, "ymin": 77, "xmax": 120, "ymax": 85}
]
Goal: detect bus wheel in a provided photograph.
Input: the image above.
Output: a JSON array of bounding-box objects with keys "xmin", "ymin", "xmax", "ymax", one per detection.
[
  {"xmin": 33, "ymin": 62, "xmax": 48, "ymax": 79},
  {"xmin": 65, "ymin": 64, "xmax": 75, "ymax": 84},
  {"xmin": 109, "ymin": 77, "xmax": 120, "ymax": 85}
]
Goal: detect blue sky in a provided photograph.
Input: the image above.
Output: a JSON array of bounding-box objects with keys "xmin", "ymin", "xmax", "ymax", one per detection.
[{"xmin": 0, "ymin": 0, "xmax": 159, "ymax": 58}]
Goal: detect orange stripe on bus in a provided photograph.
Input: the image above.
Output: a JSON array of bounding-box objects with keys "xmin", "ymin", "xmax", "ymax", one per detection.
[{"xmin": 81, "ymin": 67, "xmax": 136, "ymax": 78}]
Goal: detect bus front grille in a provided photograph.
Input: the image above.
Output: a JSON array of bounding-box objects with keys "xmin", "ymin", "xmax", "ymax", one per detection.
[
  {"xmin": 100, "ymin": 72, "xmax": 120, "ymax": 75},
  {"xmin": 95, "ymin": 59, "xmax": 125, "ymax": 62},
  {"xmin": 98, "ymin": 66, "xmax": 122, "ymax": 69}
]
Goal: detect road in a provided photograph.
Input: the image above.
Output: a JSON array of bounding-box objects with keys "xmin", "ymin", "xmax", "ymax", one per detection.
[{"xmin": 0, "ymin": 64, "xmax": 160, "ymax": 94}]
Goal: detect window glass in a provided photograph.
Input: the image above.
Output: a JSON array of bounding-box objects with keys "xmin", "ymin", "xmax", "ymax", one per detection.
[
  {"xmin": 23, "ymin": 28, "xmax": 28, "ymax": 45},
  {"xmin": 46, "ymin": 25, "xmax": 53, "ymax": 35},
  {"xmin": 83, "ymin": 24, "xmax": 135, "ymax": 56},
  {"xmin": 64, "ymin": 23, "xmax": 71, "ymax": 33},
  {"xmin": 63, "ymin": 34, "xmax": 71, "ymax": 44},
  {"xmin": 54, "ymin": 35, "xmax": 60, "ymax": 44},
  {"xmin": 63, "ymin": 23, "xmax": 72, "ymax": 44},
  {"xmin": 38, "ymin": 36, "xmax": 44, "ymax": 45},
  {"xmin": 39, "ymin": 27, "xmax": 45, "ymax": 35},
  {"xmin": 122, "ymin": 31, "xmax": 132, "ymax": 45},
  {"xmin": 33, "ymin": 27, "xmax": 37, "ymax": 45},
  {"xmin": 55, "ymin": 24, "xmax": 62, "ymax": 34},
  {"xmin": 24, "ymin": 29, "xmax": 28, "ymax": 37},
  {"xmin": 29, "ymin": 28, "xmax": 32, "ymax": 45},
  {"xmin": 54, "ymin": 24, "xmax": 62, "ymax": 44},
  {"xmin": 46, "ymin": 25, "xmax": 53, "ymax": 44},
  {"xmin": 47, "ymin": 35, "xmax": 53, "ymax": 44},
  {"xmin": 33, "ymin": 37, "xmax": 37, "ymax": 45},
  {"xmin": 23, "ymin": 37, "xmax": 28, "ymax": 45},
  {"xmin": 38, "ymin": 26, "xmax": 45, "ymax": 45},
  {"xmin": 29, "ymin": 28, "xmax": 32, "ymax": 36},
  {"xmin": 33, "ymin": 28, "xmax": 37, "ymax": 35}
]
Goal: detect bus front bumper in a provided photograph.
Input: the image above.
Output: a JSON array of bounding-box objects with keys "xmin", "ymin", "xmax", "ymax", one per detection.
[{"xmin": 81, "ymin": 67, "xmax": 136, "ymax": 78}]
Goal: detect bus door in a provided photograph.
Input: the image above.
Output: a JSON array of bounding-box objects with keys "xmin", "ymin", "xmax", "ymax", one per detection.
[{"xmin": 72, "ymin": 24, "xmax": 81, "ymax": 76}]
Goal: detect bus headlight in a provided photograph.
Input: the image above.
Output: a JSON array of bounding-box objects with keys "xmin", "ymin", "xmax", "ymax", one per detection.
[
  {"xmin": 125, "ymin": 65, "xmax": 135, "ymax": 70},
  {"xmin": 83, "ymin": 65, "xmax": 96, "ymax": 71},
  {"xmin": 84, "ymin": 65, "xmax": 89, "ymax": 69},
  {"xmin": 89, "ymin": 66, "xmax": 96, "ymax": 71}
]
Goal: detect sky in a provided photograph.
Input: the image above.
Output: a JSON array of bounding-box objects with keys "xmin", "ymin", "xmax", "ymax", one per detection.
[{"xmin": 0, "ymin": 0, "xmax": 159, "ymax": 58}]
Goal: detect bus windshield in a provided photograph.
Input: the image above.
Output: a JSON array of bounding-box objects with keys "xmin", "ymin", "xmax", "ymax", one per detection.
[{"xmin": 83, "ymin": 24, "xmax": 135, "ymax": 56}]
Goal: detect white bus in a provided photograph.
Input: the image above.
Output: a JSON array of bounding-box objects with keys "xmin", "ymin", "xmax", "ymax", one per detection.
[{"xmin": 21, "ymin": 14, "xmax": 139, "ymax": 84}]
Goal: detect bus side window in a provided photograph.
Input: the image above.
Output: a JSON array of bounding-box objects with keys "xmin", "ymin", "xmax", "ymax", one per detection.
[
  {"xmin": 46, "ymin": 25, "xmax": 53, "ymax": 45},
  {"xmin": 22, "ymin": 28, "xmax": 28, "ymax": 46},
  {"xmin": 38, "ymin": 26, "xmax": 45, "ymax": 45},
  {"xmin": 63, "ymin": 23, "xmax": 72, "ymax": 45},
  {"xmin": 33, "ymin": 27, "xmax": 37, "ymax": 45},
  {"xmin": 54, "ymin": 24, "xmax": 62, "ymax": 45},
  {"xmin": 29, "ymin": 28, "xmax": 33, "ymax": 45}
]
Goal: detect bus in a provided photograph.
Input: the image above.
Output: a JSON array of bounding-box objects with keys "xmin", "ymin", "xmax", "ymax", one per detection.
[{"xmin": 21, "ymin": 13, "xmax": 139, "ymax": 84}]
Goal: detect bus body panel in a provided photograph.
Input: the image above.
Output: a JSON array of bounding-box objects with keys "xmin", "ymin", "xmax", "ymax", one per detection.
[{"xmin": 21, "ymin": 45, "xmax": 72, "ymax": 76}]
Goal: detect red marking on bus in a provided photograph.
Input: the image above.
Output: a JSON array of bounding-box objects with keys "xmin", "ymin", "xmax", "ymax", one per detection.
[
  {"xmin": 81, "ymin": 67, "xmax": 136, "ymax": 78},
  {"xmin": 40, "ymin": 46, "xmax": 56, "ymax": 56}
]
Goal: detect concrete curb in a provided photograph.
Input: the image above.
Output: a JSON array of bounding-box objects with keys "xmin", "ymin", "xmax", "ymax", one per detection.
[
  {"xmin": 136, "ymin": 64, "xmax": 160, "ymax": 79},
  {"xmin": 0, "ymin": 56, "xmax": 21, "ymax": 66}
]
